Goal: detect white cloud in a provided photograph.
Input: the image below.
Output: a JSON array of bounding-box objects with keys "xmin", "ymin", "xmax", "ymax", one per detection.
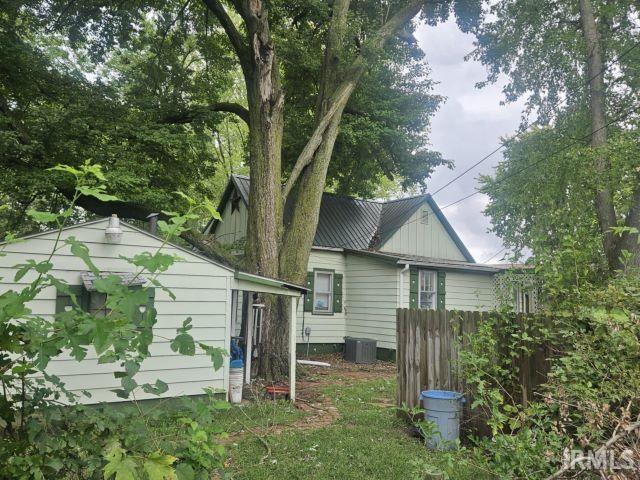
[{"xmin": 415, "ymin": 18, "xmax": 525, "ymax": 262}]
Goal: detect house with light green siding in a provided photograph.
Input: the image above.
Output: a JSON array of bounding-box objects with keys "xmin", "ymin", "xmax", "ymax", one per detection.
[
  {"xmin": 0, "ymin": 217, "xmax": 306, "ymax": 404},
  {"xmin": 208, "ymin": 175, "xmax": 530, "ymax": 356}
]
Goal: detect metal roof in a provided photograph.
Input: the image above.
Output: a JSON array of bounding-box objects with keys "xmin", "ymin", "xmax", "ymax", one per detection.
[{"xmin": 209, "ymin": 175, "xmax": 475, "ymax": 262}]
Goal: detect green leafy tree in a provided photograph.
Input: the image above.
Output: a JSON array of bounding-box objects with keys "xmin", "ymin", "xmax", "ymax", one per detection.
[{"xmin": 471, "ymin": 0, "xmax": 640, "ymax": 272}]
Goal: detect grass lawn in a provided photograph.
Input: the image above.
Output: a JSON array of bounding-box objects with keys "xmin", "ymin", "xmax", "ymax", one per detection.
[{"xmin": 223, "ymin": 374, "xmax": 492, "ymax": 479}]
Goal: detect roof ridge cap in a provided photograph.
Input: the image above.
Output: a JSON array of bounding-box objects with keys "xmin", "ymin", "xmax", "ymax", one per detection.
[{"xmin": 381, "ymin": 194, "xmax": 430, "ymax": 205}]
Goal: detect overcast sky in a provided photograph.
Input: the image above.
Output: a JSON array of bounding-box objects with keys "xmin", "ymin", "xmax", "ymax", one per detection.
[{"xmin": 415, "ymin": 19, "xmax": 526, "ymax": 263}]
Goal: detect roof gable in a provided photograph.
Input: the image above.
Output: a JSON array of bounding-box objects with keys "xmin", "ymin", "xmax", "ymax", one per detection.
[{"xmin": 209, "ymin": 175, "xmax": 474, "ymax": 262}]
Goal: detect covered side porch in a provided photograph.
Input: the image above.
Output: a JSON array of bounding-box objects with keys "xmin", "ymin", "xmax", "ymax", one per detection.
[{"xmin": 228, "ymin": 270, "xmax": 308, "ymax": 401}]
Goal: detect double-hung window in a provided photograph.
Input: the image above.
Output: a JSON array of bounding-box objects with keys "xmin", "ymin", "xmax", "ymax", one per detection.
[
  {"xmin": 313, "ymin": 270, "xmax": 333, "ymax": 314},
  {"xmin": 419, "ymin": 270, "xmax": 437, "ymax": 310}
]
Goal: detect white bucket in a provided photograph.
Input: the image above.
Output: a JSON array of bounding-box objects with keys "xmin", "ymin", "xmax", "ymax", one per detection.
[{"xmin": 229, "ymin": 367, "xmax": 243, "ymax": 404}]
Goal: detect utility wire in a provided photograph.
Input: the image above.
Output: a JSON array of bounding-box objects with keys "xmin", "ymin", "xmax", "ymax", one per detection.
[
  {"xmin": 439, "ymin": 102, "xmax": 640, "ymax": 211},
  {"xmin": 430, "ymin": 42, "xmax": 640, "ymax": 197},
  {"xmin": 482, "ymin": 247, "xmax": 508, "ymax": 264}
]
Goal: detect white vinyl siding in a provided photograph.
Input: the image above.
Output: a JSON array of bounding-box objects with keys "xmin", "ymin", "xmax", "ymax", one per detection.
[
  {"xmin": 0, "ymin": 220, "xmax": 232, "ymax": 404},
  {"xmin": 444, "ymin": 271, "xmax": 495, "ymax": 311},
  {"xmin": 296, "ymin": 249, "xmax": 346, "ymax": 344},
  {"xmin": 380, "ymin": 202, "xmax": 467, "ymax": 261},
  {"xmin": 344, "ymin": 254, "xmax": 399, "ymax": 350}
]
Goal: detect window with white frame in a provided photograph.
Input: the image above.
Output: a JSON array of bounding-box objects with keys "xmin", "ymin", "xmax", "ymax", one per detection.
[
  {"xmin": 515, "ymin": 287, "xmax": 532, "ymax": 314},
  {"xmin": 419, "ymin": 270, "xmax": 437, "ymax": 309},
  {"xmin": 313, "ymin": 270, "xmax": 333, "ymax": 314}
]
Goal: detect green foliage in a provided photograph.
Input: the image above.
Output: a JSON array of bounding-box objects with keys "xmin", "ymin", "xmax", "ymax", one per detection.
[
  {"xmin": 1, "ymin": 392, "xmax": 231, "ymax": 480},
  {"xmin": 0, "ymin": 164, "xmax": 227, "ymax": 479},
  {"xmin": 459, "ymin": 275, "xmax": 640, "ymax": 478},
  {"xmin": 480, "ymin": 123, "xmax": 640, "ymax": 288},
  {"xmin": 470, "ymin": 0, "xmax": 640, "ymax": 120}
]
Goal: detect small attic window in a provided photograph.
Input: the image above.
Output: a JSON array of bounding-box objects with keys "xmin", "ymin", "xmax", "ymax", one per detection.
[{"xmin": 420, "ymin": 207, "xmax": 429, "ymax": 225}]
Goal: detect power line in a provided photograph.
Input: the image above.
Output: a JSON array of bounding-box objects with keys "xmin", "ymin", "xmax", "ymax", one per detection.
[
  {"xmin": 439, "ymin": 102, "xmax": 640, "ymax": 211},
  {"xmin": 482, "ymin": 247, "xmax": 507, "ymax": 264},
  {"xmin": 430, "ymin": 42, "xmax": 640, "ymax": 197}
]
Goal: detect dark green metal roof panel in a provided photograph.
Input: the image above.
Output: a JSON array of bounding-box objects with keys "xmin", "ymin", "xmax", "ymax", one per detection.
[{"xmin": 312, "ymin": 194, "xmax": 381, "ymax": 249}]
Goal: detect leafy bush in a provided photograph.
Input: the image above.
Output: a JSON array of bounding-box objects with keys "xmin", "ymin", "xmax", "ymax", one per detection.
[
  {"xmin": 0, "ymin": 163, "xmax": 229, "ymax": 479},
  {"xmin": 460, "ymin": 274, "xmax": 640, "ymax": 478}
]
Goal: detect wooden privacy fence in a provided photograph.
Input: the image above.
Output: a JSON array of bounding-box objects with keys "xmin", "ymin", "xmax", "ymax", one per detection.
[{"xmin": 396, "ymin": 309, "xmax": 550, "ymax": 415}]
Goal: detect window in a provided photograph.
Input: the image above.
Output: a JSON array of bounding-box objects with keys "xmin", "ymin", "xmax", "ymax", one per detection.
[
  {"xmin": 313, "ymin": 271, "xmax": 333, "ymax": 314},
  {"xmin": 419, "ymin": 270, "xmax": 437, "ymax": 310},
  {"xmin": 88, "ymin": 291, "xmax": 109, "ymax": 317},
  {"xmin": 420, "ymin": 207, "xmax": 429, "ymax": 225},
  {"xmin": 515, "ymin": 288, "xmax": 532, "ymax": 314}
]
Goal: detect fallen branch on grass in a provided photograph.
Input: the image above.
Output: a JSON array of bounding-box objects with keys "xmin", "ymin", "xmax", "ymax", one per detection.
[
  {"xmin": 235, "ymin": 416, "xmax": 272, "ymax": 462},
  {"xmin": 545, "ymin": 420, "xmax": 640, "ymax": 480}
]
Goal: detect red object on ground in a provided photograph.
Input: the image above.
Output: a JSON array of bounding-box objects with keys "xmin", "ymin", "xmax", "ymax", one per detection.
[{"xmin": 265, "ymin": 385, "xmax": 290, "ymax": 399}]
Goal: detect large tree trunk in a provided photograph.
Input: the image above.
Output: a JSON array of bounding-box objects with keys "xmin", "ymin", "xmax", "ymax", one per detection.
[
  {"xmin": 239, "ymin": 0, "xmax": 288, "ymax": 379},
  {"xmin": 203, "ymin": 0, "xmax": 425, "ymax": 380},
  {"xmin": 579, "ymin": 0, "xmax": 620, "ymax": 270}
]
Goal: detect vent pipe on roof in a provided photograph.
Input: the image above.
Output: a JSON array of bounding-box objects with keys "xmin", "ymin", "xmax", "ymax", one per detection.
[{"xmin": 146, "ymin": 213, "xmax": 159, "ymax": 235}]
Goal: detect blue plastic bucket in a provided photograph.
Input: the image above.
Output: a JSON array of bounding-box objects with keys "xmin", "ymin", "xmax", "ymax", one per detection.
[{"xmin": 419, "ymin": 390, "xmax": 465, "ymax": 449}]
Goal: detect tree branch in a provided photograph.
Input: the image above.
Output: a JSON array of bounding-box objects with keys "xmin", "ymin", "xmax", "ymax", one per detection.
[
  {"xmin": 281, "ymin": 0, "xmax": 424, "ymax": 202},
  {"xmin": 201, "ymin": 0, "xmax": 249, "ymax": 67},
  {"xmin": 60, "ymin": 188, "xmax": 240, "ymax": 267},
  {"xmin": 161, "ymin": 102, "xmax": 250, "ymax": 124}
]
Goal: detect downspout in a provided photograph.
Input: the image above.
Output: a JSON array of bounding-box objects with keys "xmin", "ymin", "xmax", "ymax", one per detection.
[{"xmin": 398, "ymin": 263, "xmax": 410, "ymax": 308}]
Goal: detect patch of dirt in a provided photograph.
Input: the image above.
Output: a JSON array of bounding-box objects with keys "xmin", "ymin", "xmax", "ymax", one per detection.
[{"xmin": 222, "ymin": 354, "xmax": 395, "ymax": 445}]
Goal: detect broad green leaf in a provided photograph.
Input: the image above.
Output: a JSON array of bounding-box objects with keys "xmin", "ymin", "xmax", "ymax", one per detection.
[
  {"xmin": 171, "ymin": 333, "xmax": 195, "ymax": 356},
  {"xmin": 98, "ymin": 351, "xmax": 118, "ymax": 364},
  {"xmin": 175, "ymin": 463, "xmax": 195, "ymax": 480},
  {"xmin": 77, "ymin": 185, "xmax": 119, "ymax": 202},
  {"xmin": 26, "ymin": 209, "xmax": 59, "ymax": 223},
  {"xmin": 48, "ymin": 164, "xmax": 81, "ymax": 177},
  {"xmin": 203, "ymin": 198, "xmax": 221, "ymax": 221},
  {"xmin": 143, "ymin": 452, "xmax": 177, "ymax": 480},
  {"xmin": 124, "ymin": 360, "xmax": 140, "ymax": 377},
  {"xmin": 121, "ymin": 375, "xmax": 137, "ymax": 392},
  {"xmin": 93, "ymin": 274, "xmax": 124, "ymax": 294},
  {"xmin": 173, "ymin": 190, "xmax": 195, "ymax": 205},
  {"xmin": 65, "ymin": 237, "xmax": 100, "ymax": 274},
  {"xmin": 122, "ymin": 252, "xmax": 179, "ymax": 273},
  {"xmin": 103, "ymin": 441, "xmax": 138, "ymax": 480},
  {"xmin": 142, "ymin": 379, "xmax": 168, "ymax": 395}
]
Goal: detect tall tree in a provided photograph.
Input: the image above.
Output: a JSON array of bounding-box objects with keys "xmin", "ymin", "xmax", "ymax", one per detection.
[
  {"xmin": 198, "ymin": 0, "xmax": 478, "ymax": 378},
  {"xmin": 1, "ymin": 0, "xmax": 480, "ymax": 378},
  {"xmin": 471, "ymin": 0, "xmax": 640, "ymax": 271}
]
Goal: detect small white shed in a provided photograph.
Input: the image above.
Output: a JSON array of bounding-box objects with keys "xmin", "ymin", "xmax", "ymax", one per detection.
[{"xmin": 0, "ymin": 218, "xmax": 306, "ymax": 404}]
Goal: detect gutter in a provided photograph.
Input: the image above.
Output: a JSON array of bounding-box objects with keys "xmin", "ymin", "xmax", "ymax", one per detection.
[
  {"xmin": 398, "ymin": 263, "xmax": 410, "ymax": 308},
  {"xmin": 233, "ymin": 270, "xmax": 309, "ymax": 293}
]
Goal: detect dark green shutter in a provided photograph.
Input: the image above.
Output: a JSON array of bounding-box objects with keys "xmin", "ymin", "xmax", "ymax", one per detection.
[
  {"xmin": 437, "ymin": 271, "xmax": 446, "ymax": 310},
  {"xmin": 333, "ymin": 273, "xmax": 343, "ymax": 313},
  {"xmin": 133, "ymin": 286, "xmax": 156, "ymax": 323},
  {"xmin": 143, "ymin": 287, "xmax": 156, "ymax": 322},
  {"xmin": 409, "ymin": 267, "xmax": 418, "ymax": 309},
  {"xmin": 55, "ymin": 285, "xmax": 87, "ymax": 313},
  {"xmin": 303, "ymin": 272, "xmax": 314, "ymax": 312}
]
